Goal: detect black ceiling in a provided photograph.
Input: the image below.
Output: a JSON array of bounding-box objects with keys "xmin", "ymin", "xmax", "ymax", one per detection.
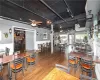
[{"xmin": 0, "ymin": 0, "xmax": 87, "ymax": 31}]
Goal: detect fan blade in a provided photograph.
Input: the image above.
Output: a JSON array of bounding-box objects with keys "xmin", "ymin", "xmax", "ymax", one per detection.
[
  {"xmin": 29, "ymin": 19, "xmax": 32, "ymax": 21},
  {"xmin": 37, "ymin": 23, "xmax": 42, "ymax": 25},
  {"xmin": 32, "ymin": 21, "xmax": 42, "ymax": 24}
]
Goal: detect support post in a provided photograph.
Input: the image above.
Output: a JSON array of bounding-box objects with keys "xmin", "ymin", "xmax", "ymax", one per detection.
[{"xmin": 51, "ymin": 24, "xmax": 54, "ymax": 54}]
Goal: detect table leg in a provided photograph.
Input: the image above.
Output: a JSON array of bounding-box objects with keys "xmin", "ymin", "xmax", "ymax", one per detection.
[
  {"xmin": 7, "ymin": 62, "xmax": 12, "ymax": 80},
  {"xmin": 23, "ymin": 57, "xmax": 27, "ymax": 70}
]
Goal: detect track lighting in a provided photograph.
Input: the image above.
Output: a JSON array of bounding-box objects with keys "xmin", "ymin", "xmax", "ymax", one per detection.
[{"xmin": 66, "ymin": 8, "xmax": 70, "ymax": 12}]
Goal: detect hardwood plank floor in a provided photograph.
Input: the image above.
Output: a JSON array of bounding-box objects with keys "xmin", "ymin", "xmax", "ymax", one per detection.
[{"xmin": 2, "ymin": 51, "xmax": 96, "ymax": 80}]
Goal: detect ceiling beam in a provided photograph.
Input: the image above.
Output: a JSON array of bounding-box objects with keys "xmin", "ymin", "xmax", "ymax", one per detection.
[
  {"xmin": 40, "ymin": 0, "xmax": 67, "ymax": 23},
  {"xmin": 6, "ymin": 0, "xmax": 49, "ymax": 20},
  {"xmin": 54, "ymin": 13, "xmax": 86, "ymax": 24},
  {"xmin": 63, "ymin": 0, "xmax": 74, "ymax": 18}
]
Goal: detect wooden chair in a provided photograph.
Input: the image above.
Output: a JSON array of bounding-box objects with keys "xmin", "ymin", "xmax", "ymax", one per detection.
[
  {"xmin": 5, "ymin": 47, "xmax": 10, "ymax": 56},
  {"xmin": 55, "ymin": 64, "xmax": 69, "ymax": 73},
  {"xmin": 80, "ymin": 74, "xmax": 94, "ymax": 80},
  {"xmin": 0, "ymin": 55, "xmax": 3, "ymax": 80},
  {"xmin": 26, "ymin": 53, "xmax": 35, "ymax": 66},
  {"xmin": 41, "ymin": 44, "xmax": 44, "ymax": 52},
  {"xmin": 80, "ymin": 58, "xmax": 93, "ymax": 77},
  {"xmin": 46, "ymin": 43, "xmax": 49, "ymax": 52},
  {"xmin": 38, "ymin": 44, "xmax": 42, "ymax": 53},
  {"xmin": 10, "ymin": 53, "xmax": 24, "ymax": 80},
  {"xmin": 43, "ymin": 43, "xmax": 47, "ymax": 53},
  {"xmin": 68, "ymin": 55, "xmax": 79, "ymax": 73}
]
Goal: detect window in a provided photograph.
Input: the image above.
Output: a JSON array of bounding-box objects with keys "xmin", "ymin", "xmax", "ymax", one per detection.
[{"xmin": 75, "ymin": 33, "xmax": 87, "ymax": 43}]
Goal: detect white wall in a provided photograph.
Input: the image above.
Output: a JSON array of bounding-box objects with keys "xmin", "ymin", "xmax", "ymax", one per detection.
[
  {"xmin": 0, "ymin": 18, "xmax": 51, "ymax": 54},
  {"xmin": 85, "ymin": 0, "xmax": 100, "ymax": 16},
  {"xmin": 36, "ymin": 28, "xmax": 51, "ymax": 41}
]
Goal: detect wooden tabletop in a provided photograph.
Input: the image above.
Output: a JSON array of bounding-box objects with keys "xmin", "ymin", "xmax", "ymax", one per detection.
[
  {"xmin": 43, "ymin": 68, "xmax": 79, "ymax": 80},
  {"xmin": 70, "ymin": 52, "xmax": 86, "ymax": 58},
  {"xmin": 70, "ymin": 51, "xmax": 100, "ymax": 63},
  {"xmin": 0, "ymin": 53, "xmax": 30, "ymax": 64},
  {"xmin": 0, "ymin": 50, "xmax": 38, "ymax": 64}
]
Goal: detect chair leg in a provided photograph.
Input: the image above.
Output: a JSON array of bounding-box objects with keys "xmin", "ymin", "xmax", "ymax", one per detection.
[
  {"xmin": 74, "ymin": 65, "xmax": 77, "ymax": 74},
  {"xmin": 68, "ymin": 64, "xmax": 70, "ymax": 73},
  {"xmin": 1, "ymin": 70, "xmax": 3, "ymax": 80},
  {"xmin": 82, "ymin": 70, "xmax": 83, "ymax": 75},
  {"xmin": 22, "ymin": 69, "xmax": 24, "ymax": 80},
  {"xmin": 22, "ymin": 68, "xmax": 24, "ymax": 76},
  {"xmin": 24, "ymin": 58, "xmax": 27, "ymax": 70},
  {"xmin": 88, "ymin": 72, "xmax": 92, "ymax": 77},
  {"xmin": 15, "ymin": 72, "xmax": 17, "ymax": 80}
]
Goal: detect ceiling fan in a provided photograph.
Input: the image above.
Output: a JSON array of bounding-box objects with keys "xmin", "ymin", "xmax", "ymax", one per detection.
[{"xmin": 29, "ymin": 19, "xmax": 42, "ymax": 27}]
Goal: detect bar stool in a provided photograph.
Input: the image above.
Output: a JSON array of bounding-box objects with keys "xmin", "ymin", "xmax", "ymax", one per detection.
[
  {"xmin": 0, "ymin": 55, "xmax": 3, "ymax": 80},
  {"xmin": 10, "ymin": 52, "xmax": 24, "ymax": 80},
  {"xmin": 80, "ymin": 58, "xmax": 93, "ymax": 77}
]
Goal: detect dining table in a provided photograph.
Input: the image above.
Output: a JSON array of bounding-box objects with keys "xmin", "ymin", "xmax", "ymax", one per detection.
[
  {"xmin": 69, "ymin": 51, "xmax": 100, "ymax": 63},
  {"xmin": 0, "ymin": 50, "xmax": 36, "ymax": 80},
  {"xmin": 43, "ymin": 68, "xmax": 79, "ymax": 80}
]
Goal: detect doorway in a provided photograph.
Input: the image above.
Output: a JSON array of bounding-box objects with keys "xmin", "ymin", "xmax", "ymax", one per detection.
[
  {"xmin": 13, "ymin": 27, "xmax": 35, "ymax": 53},
  {"xmin": 14, "ymin": 28, "xmax": 25, "ymax": 53}
]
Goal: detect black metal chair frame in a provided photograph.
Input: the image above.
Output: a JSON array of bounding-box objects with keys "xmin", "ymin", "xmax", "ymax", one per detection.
[
  {"xmin": 80, "ymin": 58, "xmax": 93, "ymax": 77},
  {"xmin": 27, "ymin": 53, "xmax": 35, "ymax": 66},
  {"xmin": 68, "ymin": 55, "xmax": 78, "ymax": 73},
  {"xmin": 0, "ymin": 55, "xmax": 3, "ymax": 80},
  {"xmin": 11, "ymin": 53, "xmax": 24, "ymax": 80}
]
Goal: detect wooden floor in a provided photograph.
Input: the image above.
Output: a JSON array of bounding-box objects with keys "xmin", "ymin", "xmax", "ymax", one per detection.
[{"xmin": 2, "ymin": 51, "xmax": 96, "ymax": 80}]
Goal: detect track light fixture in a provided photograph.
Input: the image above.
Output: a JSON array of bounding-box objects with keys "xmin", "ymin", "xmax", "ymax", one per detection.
[
  {"xmin": 66, "ymin": 8, "xmax": 70, "ymax": 12},
  {"xmin": 71, "ymin": 14, "xmax": 74, "ymax": 18}
]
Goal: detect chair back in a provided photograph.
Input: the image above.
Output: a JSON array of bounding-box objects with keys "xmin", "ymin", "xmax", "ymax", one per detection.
[
  {"xmin": 68, "ymin": 54, "xmax": 78, "ymax": 64},
  {"xmin": 0, "ymin": 55, "xmax": 3, "ymax": 71},
  {"xmin": 30, "ymin": 53, "xmax": 35, "ymax": 58},
  {"xmin": 68, "ymin": 54, "xmax": 77, "ymax": 61},
  {"xmin": 5, "ymin": 47, "xmax": 10, "ymax": 56},
  {"xmin": 14, "ymin": 58, "xmax": 23, "ymax": 65},
  {"xmin": 14, "ymin": 51, "xmax": 20, "ymax": 55},
  {"xmin": 55, "ymin": 64, "xmax": 69, "ymax": 73},
  {"xmin": 80, "ymin": 58, "xmax": 93, "ymax": 69},
  {"xmin": 38, "ymin": 44, "xmax": 41, "ymax": 50},
  {"xmin": 13, "ymin": 52, "xmax": 23, "ymax": 65}
]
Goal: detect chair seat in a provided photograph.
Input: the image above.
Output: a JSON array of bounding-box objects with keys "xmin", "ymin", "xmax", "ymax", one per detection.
[
  {"xmin": 81, "ymin": 64, "xmax": 91, "ymax": 69},
  {"xmin": 10, "ymin": 64, "xmax": 23, "ymax": 69},
  {"xmin": 26, "ymin": 57, "xmax": 35, "ymax": 62},
  {"xmin": 69, "ymin": 59, "xmax": 78, "ymax": 64}
]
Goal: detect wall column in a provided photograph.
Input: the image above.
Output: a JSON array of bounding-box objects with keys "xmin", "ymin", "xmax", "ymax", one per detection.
[{"xmin": 51, "ymin": 24, "xmax": 54, "ymax": 54}]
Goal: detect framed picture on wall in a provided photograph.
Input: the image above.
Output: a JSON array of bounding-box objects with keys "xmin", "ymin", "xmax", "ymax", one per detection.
[{"xmin": 43, "ymin": 33, "xmax": 47, "ymax": 39}]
